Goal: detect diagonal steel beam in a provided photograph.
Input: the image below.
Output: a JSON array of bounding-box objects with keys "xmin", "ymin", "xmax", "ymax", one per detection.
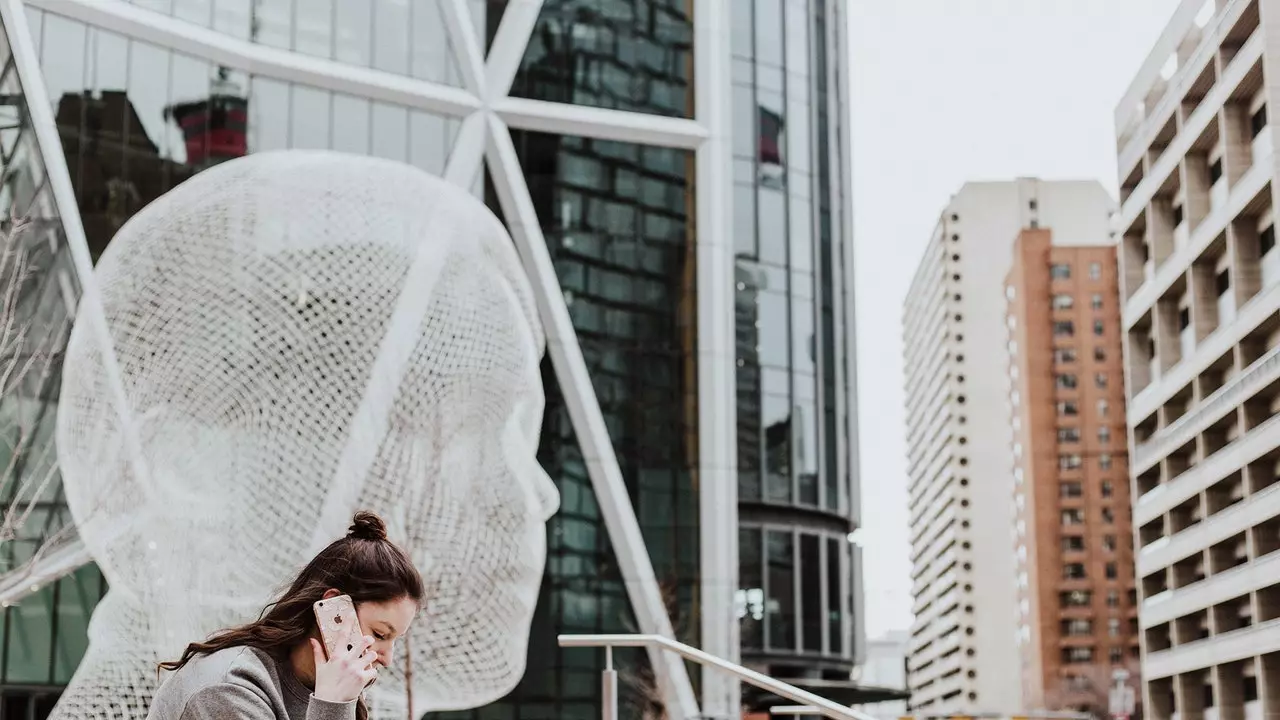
[
  {"xmin": 483, "ymin": 114, "xmax": 700, "ymax": 720},
  {"xmin": 484, "ymin": 0, "xmax": 544, "ymax": 98}
]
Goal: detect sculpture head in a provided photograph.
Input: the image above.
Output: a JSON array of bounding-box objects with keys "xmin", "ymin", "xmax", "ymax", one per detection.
[{"xmin": 55, "ymin": 150, "xmax": 560, "ymax": 712}]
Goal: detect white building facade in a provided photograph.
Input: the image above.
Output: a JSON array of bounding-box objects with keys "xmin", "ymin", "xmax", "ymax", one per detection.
[{"xmin": 1115, "ymin": 1, "xmax": 1280, "ymax": 718}]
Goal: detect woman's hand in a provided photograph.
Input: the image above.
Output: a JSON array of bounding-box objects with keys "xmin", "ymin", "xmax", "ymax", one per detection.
[{"xmin": 310, "ymin": 635, "xmax": 377, "ymax": 704}]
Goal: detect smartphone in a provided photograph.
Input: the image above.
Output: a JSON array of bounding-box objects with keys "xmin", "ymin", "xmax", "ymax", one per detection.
[{"xmin": 313, "ymin": 595, "xmax": 363, "ymax": 660}]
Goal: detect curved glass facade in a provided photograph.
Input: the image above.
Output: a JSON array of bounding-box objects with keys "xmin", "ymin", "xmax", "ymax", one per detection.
[
  {"xmin": 0, "ymin": 0, "xmax": 857, "ymax": 716},
  {"xmin": 732, "ymin": 0, "xmax": 858, "ymax": 676}
]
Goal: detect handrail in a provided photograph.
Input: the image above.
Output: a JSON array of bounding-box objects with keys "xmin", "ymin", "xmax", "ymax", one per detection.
[{"xmin": 559, "ymin": 633, "xmax": 878, "ymax": 720}]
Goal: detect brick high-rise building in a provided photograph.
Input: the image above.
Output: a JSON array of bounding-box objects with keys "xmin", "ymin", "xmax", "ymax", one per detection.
[
  {"xmin": 902, "ymin": 179, "xmax": 1114, "ymax": 716},
  {"xmin": 1005, "ymin": 231, "xmax": 1141, "ymax": 713}
]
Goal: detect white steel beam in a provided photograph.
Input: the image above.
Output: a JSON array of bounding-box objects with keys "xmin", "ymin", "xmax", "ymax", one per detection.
[
  {"xmin": 443, "ymin": 112, "xmax": 488, "ymax": 190},
  {"xmin": 0, "ymin": 537, "xmax": 92, "ymax": 606},
  {"xmin": 484, "ymin": 0, "xmax": 544, "ymax": 98},
  {"xmin": 438, "ymin": 0, "xmax": 487, "ymax": 99},
  {"xmin": 493, "ymin": 96, "xmax": 708, "ymax": 150},
  {"xmin": 484, "ymin": 113, "xmax": 701, "ymax": 720},
  {"xmin": 692, "ymin": 0, "xmax": 738, "ymax": 717}
]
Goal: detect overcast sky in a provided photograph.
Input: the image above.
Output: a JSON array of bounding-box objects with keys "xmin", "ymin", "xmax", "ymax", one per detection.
[{"xmin": 849, "ymin": 0, "xmax": 1185, "ymax": 637}]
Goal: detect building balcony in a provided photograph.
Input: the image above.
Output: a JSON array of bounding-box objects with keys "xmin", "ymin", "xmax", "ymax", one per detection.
[
  {"xmin": 1129, "ymin": 256, "xmax": 1280, "ymax": 428},
  {"xmin": 1117, "ymin": 7, "xmax": 1260, "ymax": 223},
  {"xmin": 1124, "ymin": 132, "xmax": 1270, "ymax": 331},
  {"xmin": 1141, "ymin": 531, "xmax": 1280, "ymax": 627},
  {"xmin": 1116, "ymin": 0, "xmax": 1243, "ymax": 174},
  {"xmin": 1133, "ymin": 339, "xmax": 1280, "ymax": 473},
  {"xmin": 1135, "ymin": 408, "xmax": 1280, "ymax": 526},
  {"xmin": 1145, "ymin": 617, "xmax": 1280, "ymax": 680}
]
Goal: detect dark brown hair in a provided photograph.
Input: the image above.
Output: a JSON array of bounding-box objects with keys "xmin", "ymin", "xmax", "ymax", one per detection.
[{"xmin": 160, "ymin": 511, "xmax": 423, "ymax": 720}]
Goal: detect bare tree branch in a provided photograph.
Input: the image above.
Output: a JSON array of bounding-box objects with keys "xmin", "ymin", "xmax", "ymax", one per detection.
[{"xmin": 0, "ymin": 214, "xmax": 82, "ymax": 580}]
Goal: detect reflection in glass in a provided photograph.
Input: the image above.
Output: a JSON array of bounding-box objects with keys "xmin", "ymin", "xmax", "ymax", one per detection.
[
  {"xmin": 291, "ymin": 85, "xmax": 332, "ymax": 149},
  {"xmin": 330, "ymin": 93, "xmax": 371, "ymax": 155},
  {"xmin": 739, "ymin": 528, "xmax": 763, "ymax": 650},
  {"xmin": 767, "ymin": 530, "xmax": 794, "ymax": 650},
  {"xmin": 502, "ymin": 0, "xmax": 694, "ymax": 118},
  {"xmin": 371, "ymin": 102, "xmax": 408, "ymax": 161},
  {"xmin": 212, "ymin": 0, "xmax": 252, "ymax": 41},
  {"xmin": 253, "ymin": 0, "xmax": 291, "ymax": 48},
  {"xmin": 333, "ymin": 1, "xmax": 372, "ymax": 67},
  {"xmin": 734, "ymin": 182, "xmax": 756, "ymax": 256},
  {"xmin": 757, "ymin": 186, "xmax": 786, "ymax": 265},
  {"xmin": 372, "ymin": 0, "xmax": 411, "ymax": 75},
  {"xmin": 754, "ymin": 0, "xmax": 783, "ymax": 68},
  {"xmin": 800, "ymin": 534, "xmax": 821, "ymax": 652},
  {"xmin": 828, "ymin": 536, "xmax": 843, "ymax": 654},
  {"xmin": 0, "ymin": 27, "xmax": 96, "ymax": 682},
  {"xmin": 294, "ymin": 0, "xmax": 335, "ymax": 57}
]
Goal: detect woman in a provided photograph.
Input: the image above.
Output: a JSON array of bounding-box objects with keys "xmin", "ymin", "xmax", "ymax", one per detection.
[{"xmin": 147, "ymin": 511, "xmax": 424, "ymax": 720}]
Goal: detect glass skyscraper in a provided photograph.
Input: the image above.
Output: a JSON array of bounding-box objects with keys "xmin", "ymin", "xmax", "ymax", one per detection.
[{"xmin": 0, "ymin": 1, "xmax": 859, "ymax": 718}]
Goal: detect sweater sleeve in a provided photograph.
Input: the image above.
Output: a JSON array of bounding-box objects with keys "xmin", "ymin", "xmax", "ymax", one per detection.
[
  {"xmin": 304, "ymin": 695, "xmax": 359, "ymax": 720},
  {"xmin": 177, "ymin": 683, "xmax": 356, "ymax": 720},
  {"xmin": 179, "ymin": 684, "xmax": 275, "ymax": 720}
]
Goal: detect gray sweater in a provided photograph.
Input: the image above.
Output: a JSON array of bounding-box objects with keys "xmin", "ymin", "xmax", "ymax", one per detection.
[{"xmin": 146, "ymin": 646, "xmax": 357, "ymax": 720}]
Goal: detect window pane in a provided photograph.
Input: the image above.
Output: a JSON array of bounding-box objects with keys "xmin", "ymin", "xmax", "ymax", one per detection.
[
  {"xmin": 333, "ymin": 1, "xmax": 372, "ymax": 66},
  {"xmin": 294, "ymin": 0, "xmax": 335, "ymax": 57},
  {"xmin": 800, "ymin": 534, "xmax": 821, "ymax": 652},
  {"xmin": 755, "ymin": 0, "xmax": 783, "ymax": 67},
  {"xmin": 828, "ymin": 538, "xmax": 843, "ymax": 654},
  {"xmin": 370, "ymin": 101, "xmax": 408, "ymax": 161},
  {"xmin": 372, "ymin": 0, "xmax": 411, "ymax": 75},
  {"xmin": 739, "ymin": 528, "xmax": 763, "ymax": 650},
  {"xmin": 767, "ymin": 530, "xmax": 795, "ymax": 650},
  {"xmin": 331, "ymin": 93, "xmax": 370, "ymax": 154},
  {"xmin": 291, "ymin": 85, "xmax": 332, "ymax": 149},
  {"xmin": 763, "ymin": 392, "xmax": 791, "ymax": 503},
  {"xmin": 6, "ymin": 585, "xmax": 54, "ymax": 683},
  {"xmin": 249, "ymin": 76, "xmax": 290, "ymax": 152},
  {"xmin": 734, "ymin": 183, "xmax": 757, "ymax": 256},
  {"xmin": 408, "ymin": 111, "xmax": 451, "ymax": 176},
  {"xmin": 758, "ymin": 186, "xmax": 786, "ymax": 266},
  {"xmin": 53, "ymin": 566, "xmax": 102, "ymax": 683},
  {"xmin": 253, "ymin": 0, "xmax": 292, "ymax": 49}
]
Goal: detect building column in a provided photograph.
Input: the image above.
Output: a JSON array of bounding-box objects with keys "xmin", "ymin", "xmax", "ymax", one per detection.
[
  {"xmin": 1151, "ymin": 196, "xmax": 1177, "ymax": 269},
  {"xmin": 1182, "ymin": 154, "xmax": 1211, "ymax": 230},
  {"xmin": 1220, "ymin": 102, "xmax": 1252, "ymax": 188},
  {"xmin": 1215, "ymin": 663, "xmax": 1245, "ymax": 720},
  {"xmin": 1189, "ymin": 262, "xmax": 1219, "ymax": 343},
  {"xmin": 1257, "ymin": 652, "xmax": 1280, "ymax": 720},
  {"xmin": 1156, "ymin": 297, "xmax": 1182, "ymax": 372},
  {"xmin": 1176, "ymin": 672, "xmax": 1207, "ymax": 720}
]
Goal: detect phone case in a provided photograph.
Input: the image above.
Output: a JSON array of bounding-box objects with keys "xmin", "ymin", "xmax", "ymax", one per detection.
[{"xmin": 314, "ymin": 595, "xmax": 363, "ymax": 660}]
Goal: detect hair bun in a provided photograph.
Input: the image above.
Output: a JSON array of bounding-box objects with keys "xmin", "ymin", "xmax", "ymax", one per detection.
[{"xmin": 347, "ymin": 511, "xmax": 388, "ymax": 542}]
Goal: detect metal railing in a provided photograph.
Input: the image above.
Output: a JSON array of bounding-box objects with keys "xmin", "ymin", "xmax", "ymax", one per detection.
[{"xmin": 559, "ymin": 634, "xmax": 878, "ymax": 720}]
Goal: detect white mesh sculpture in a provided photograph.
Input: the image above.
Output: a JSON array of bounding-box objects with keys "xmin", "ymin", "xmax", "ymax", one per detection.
[{"xmin": 52, "ymin": 150, "xmax": 560, "ymax": 718}]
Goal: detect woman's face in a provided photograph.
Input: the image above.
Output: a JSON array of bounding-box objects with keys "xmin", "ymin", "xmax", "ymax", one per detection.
[{"xmin": 355, "ymin": 596, "xmax": 419, "ymax": 669}]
